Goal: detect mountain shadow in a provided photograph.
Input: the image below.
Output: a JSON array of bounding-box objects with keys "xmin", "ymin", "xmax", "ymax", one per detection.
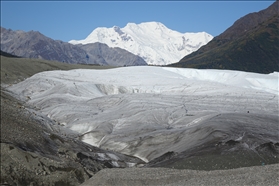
[{"xmin": 0, "ymin": 50, "xmax": 20, "ymax": 58}]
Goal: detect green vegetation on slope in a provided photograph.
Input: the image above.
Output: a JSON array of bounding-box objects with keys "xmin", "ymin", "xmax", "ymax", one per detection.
[
  {"xmin": 170, "ymin": 15, "xmax": 279, "ymax": 74},
  {"xmin": 1, "ymin": 54, "xmax": 115, "ymax": 85}
]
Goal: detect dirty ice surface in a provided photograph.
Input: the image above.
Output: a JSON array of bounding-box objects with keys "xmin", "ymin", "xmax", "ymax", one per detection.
[{"xmin": 8, "ymin": 66, "xmax": 279, "ymax": 162}]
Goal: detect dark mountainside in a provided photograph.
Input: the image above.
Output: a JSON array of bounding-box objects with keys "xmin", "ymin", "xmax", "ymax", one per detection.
[
  {"xmin": 170, "ymin": 1, "xmax": 279, "ymax": 74},
  {"xmin": 0, "ymin": 27, "xmax": 147, "ymax": 66},
  {"xmin": 0, "ymin": 50, "xmax": 21, "ymax": 58},
  {"xmin": 80, "ymin": 42, "xmax": 147, "ymax": 66},
  {"xmin": 0, "ymin": 27, "xmax": 89, "ymax": 64}
]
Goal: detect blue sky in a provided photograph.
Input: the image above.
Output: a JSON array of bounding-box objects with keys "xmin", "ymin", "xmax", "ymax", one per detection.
[{"xmin": 1, "ymin": 1, "xmax": 275, "ymax": 42}]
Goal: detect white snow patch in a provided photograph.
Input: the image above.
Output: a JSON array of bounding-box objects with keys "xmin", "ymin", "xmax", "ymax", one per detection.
[{"xmin": 106, "ymin": 153, "xmax": 120, "ymax": 161}]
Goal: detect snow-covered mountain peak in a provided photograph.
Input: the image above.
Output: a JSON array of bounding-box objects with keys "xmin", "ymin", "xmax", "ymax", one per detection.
[
  {"xmin": 132, "ymin": 21, "xmax": 166, "ymax": 29},
  {"xmin": 69, "ymin": 22, "xmax": 213, "ymax": 65}
]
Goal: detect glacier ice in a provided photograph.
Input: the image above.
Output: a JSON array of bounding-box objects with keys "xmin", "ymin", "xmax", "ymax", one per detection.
[{"xmin": 7, "ymin": 66, "xmax": 279, "ymax": 162}]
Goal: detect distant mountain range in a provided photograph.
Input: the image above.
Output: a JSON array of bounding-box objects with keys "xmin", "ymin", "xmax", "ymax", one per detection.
[
  {"xmin": 1, "ymin": 22, "xmax": 212, "ymax": 67},
  {"xmin": 0, "ymin": 27, "xmax": 147, "ymax": 66},
  {"xmin": 69, "ymin": 22, "xmax": 213, "ymax": 66},
  {"xmin": 170, "ymin": 1, "xmax": 279, "ymax": 74}
]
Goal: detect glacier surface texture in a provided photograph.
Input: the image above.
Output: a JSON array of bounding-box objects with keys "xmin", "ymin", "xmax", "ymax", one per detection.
[{"xmin": 8, "ymin": 67, "xmax": 279, "ymax": 163}]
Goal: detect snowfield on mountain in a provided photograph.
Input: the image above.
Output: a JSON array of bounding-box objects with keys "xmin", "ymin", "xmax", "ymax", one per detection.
[{"xmin": 69, "ymin": 22, "xmax": 213, "ymax": 65}]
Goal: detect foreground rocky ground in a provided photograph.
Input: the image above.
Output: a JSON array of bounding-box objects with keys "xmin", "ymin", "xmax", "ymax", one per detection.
[
  {"xmin": 0, "ymin": 88, "xmax": 144, "ymax": 186},
  {"xmin": 80, "ymin": 164, "xmax": 279, "ymax": 186}
]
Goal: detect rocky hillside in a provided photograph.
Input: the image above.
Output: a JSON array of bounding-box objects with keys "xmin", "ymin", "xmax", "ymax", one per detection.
[
  {"xmin": 0, "ymin": 27, "xmax": 147, "ymax": 66},
  {"xmin": 0, "ymin": 53, "xmax": 144, "ymax": 185},
  {"xmin": 80, "ymin": 42, "xmax": 147, "ymax": 66},
  {"xmin": 170, "ymin": 1, "xmax": 279, "ymax": 74}
]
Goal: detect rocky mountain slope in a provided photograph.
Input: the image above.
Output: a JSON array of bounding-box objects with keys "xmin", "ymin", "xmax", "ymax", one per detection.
[
  {"xmin": 170, "ymin": 1, "xmax": 279, "ymax": 74},
  {"xmin": 0, "ymin": 27, "xmax": 147, "ymax": 66},
  {"xmin": 79, "ymin": 43, "xmax": 147, "ymax": 66},
  {"xmin": 69, "ymin": 22, "xmax": 213, "ymax": 66}
]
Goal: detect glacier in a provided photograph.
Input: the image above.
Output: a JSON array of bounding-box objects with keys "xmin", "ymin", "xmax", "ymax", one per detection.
[
  {"xmin": 7, "ymin": 67, "xmax": 279, "ymax": 163},
  {"xmin": 69, "ymin": 22, "xmax": 213, "ymax": 66}
]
